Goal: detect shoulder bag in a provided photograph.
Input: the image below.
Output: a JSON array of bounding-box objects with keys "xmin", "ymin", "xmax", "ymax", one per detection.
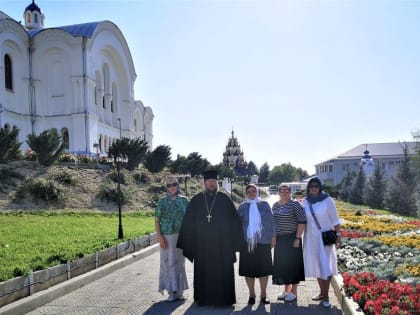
[{"xmin": 308, "ymin": 203, "xmax": 337, "ymax": 246}]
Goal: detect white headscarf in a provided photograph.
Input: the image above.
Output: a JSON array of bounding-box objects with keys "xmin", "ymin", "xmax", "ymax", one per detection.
[{"xmin": 246, "ymin": 193, "xmax": 262, "ymax": 253}]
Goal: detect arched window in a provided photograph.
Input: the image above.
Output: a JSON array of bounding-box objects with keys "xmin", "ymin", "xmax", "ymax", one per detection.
[
  {"xmin": 34, "ymin": 13, "xmax": 38, "ymax": 23},
  {"xmin": 4, "ymin": 54, "xmax": 13, "ymax": 90}
]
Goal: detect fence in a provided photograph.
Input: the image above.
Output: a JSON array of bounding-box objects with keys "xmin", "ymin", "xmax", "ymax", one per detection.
[{"xmin": 0, "ymin": 233, "xmax": 158, "ymax": 308}]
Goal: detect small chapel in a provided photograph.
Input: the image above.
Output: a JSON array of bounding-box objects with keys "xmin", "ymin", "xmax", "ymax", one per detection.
[
  {"xmin": 0, "ymin": 1, "xmax": 153, "ymax": 156},
  {"xmin": 222, "ymin": 130, "xmax": 250, "ymax": 176}
]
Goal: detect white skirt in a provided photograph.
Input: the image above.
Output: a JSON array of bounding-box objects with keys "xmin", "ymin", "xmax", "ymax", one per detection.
[
  {"xmin": 303, "ymin": 228, "xmax": 338, "ymax": 280},
  {"xmin": 158, "ymin": 233, "xmax": 189, "ymax": 294}
]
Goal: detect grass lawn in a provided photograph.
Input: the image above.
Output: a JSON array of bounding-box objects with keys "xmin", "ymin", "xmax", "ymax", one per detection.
[{"xmin": 0, "ymin": 211, "xmax": 155, "ymax": 282}]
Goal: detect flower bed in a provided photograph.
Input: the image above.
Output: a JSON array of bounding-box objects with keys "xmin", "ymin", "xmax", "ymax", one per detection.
[
  {"xmin": 342, "ymin": 272, "xmax": 420, "ymax": 314},
  {"xmin": 336, "ymin": 202, "xmax": 420, "ymax": 314}
]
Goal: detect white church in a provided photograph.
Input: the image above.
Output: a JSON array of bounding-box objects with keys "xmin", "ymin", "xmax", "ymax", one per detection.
[{"xmin": 0, "ymin": 1, "xmax": 154, "ymax": 157}]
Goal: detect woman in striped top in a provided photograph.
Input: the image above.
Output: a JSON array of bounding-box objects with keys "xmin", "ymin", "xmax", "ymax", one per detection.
[{"xmin": 272, "ymin": 184, "xmax": 306, "ymax": 302}]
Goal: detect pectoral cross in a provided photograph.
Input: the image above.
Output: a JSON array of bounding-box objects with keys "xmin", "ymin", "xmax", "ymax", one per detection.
[{"xmin": 206, "ymin": 213, "xmax": 212, "ymax": 223}]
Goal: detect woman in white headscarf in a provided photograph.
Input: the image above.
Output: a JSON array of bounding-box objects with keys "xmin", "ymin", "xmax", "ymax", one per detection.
[{"xmin": 237, "ymin": 184, "xmax": 276, "ymax": 305}]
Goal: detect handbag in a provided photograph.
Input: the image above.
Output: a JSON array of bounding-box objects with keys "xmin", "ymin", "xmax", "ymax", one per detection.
[{"xmin": 308, "ymin": 203, "xmax": 337, "ymax": 246}]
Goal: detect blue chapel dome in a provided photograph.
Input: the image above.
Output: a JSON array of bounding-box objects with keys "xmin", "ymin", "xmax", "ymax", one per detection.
[{"xmin": 25, "ymin": 1, "xmax": 42, "ymax": 14}]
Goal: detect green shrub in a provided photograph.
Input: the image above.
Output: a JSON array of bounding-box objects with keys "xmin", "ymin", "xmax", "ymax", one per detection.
[
  {"xmin": 133, "ymin": 172, "xmax": 150, "ymax": 184},
  {"xmin": 148, "ymin": 184, "xmax": 165, "ymax": 194},
  {"xmin": 58, "ymin": 153, "xmax": 78, "ymax": 163},
  {"xmin": 14, "ymin": 178, "xmax": 66, "ymax": 205},
  {"xmin": 108, "ymin": 170, "xmax": 126, "ymax": 184},
  {"xmin": 98, "ymin": 184, "xmax": 130, "ymax": 205},
  {"xmin": 50, "ymin": 170, "xmax": 78, "ymax": 185}
]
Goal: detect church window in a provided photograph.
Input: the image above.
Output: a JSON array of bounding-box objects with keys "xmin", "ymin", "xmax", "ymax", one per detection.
[
  {"xmin": 110, "ymin": 99, "xmax": 114, "ymax": 112},
  {"xmin": 134, "ymin": 119, "xmax": 137, "ymax": 132},
  {"xmin": 34, "ymin": 13, "xmax": 38, "ymax": 23},
  {"xmin": 26, "ymin": 13, "xmax": 31, "ymax": 24},
  {"xmin": 328, "ymin": 165, "xmax": 333, "ymax": 172},
  {"xmin": 4, "ymin": 54, "xmax": 13, "ymax": 90},
  {"xmin": 103, "ymin": 96, "xmax": 106, "ymax": 109}
]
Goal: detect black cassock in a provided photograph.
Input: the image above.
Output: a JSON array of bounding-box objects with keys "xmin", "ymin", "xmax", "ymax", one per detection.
[{"xmin": 177, "ymin": 191, "xmax": 245, "ymax": 306}]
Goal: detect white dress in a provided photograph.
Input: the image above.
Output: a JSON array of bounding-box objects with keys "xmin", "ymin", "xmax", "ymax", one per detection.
[{"xmin": 303, "ymin": 196, "xmax": 340, "ymax": 280}]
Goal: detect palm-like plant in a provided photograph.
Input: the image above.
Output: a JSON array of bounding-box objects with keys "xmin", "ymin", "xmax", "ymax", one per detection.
[
  {"xmin": 0, "ymin": 124, "xmax": 22, "ymax": 163},
  {"xmin": 26, "ymin": 129, "xmax": 65, "ymax": 166}
]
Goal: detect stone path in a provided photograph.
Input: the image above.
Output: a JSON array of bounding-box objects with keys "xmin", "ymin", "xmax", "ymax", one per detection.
[{"xmin": 24, "ymin": 247, "xmax": 342, "ymax": 315}]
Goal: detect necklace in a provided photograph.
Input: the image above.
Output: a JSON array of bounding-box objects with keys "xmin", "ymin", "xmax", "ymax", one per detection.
[{"xmin": 203, "ymin": 191, "xmax": 218, "ymax": 223}]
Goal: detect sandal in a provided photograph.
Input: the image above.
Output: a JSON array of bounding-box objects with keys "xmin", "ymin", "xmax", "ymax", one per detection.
[
  {"xmin": 311, "ymin": 294, "xmax": 324, "ymax": 301},
  {"xmin": 248, "ymin": 296, "xmax": 256, "ymax": 305}
]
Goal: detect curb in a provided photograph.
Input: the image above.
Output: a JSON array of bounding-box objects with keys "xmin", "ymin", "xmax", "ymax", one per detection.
[
  {"xmin": 332, "ymin": 274, "xmax": 364, "ymax": 315},
  {"xmin": 0, "ymin": 244, "xmax": 160, "ymax": 315}
]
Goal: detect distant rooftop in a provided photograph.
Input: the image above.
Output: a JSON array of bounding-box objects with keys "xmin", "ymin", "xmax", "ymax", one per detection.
[
  {"xmin": 318, "ymin": 142, "xmax": 417, "ymax": 164},
  {"xmin": 27, "ymin": 21, "xmax": 101, "ymax": 38}
]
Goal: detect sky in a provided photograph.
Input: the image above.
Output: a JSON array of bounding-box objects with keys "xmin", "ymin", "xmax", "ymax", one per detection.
[{"xmin": 2, "ymin": 0, "xmax": 420, "ymax": 174}]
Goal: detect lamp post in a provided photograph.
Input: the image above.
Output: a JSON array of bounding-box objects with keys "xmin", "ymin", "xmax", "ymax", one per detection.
[
  {"xmin": 116, "ymin": 157, "xmax": 124, "ymax": 239},
  {"xmin": 117, "ymin": 118, "xmax": 122, "ymax": 139},
  {"xmin": 93, "ymin": 143, "xmax": 99, "ymax": 166},
  {"xmin": 183, "ymin": 173, "xmax": 191, "ymax": 197}
]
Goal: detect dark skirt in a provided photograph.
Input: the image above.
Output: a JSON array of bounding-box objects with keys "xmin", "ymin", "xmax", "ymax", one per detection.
[
  {"xmin": 273, "ymin": 233, "xmax": 305, "ymax": 285},
  {"xmin": 239, "ymin": 243, "xmax": 273, "ymax": 278}
]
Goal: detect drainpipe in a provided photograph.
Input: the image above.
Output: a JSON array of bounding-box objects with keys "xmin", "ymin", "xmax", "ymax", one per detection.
[
  {"xmin": 29, "ymin": 36, "xmax": 35, "ymax": 134},
  {"xmin": 82, "ymin": 36, "xmax": 89, "ymax": 154}
]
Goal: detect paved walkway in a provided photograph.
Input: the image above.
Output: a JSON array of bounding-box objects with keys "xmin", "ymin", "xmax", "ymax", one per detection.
[{"xmin": 22, "ymin": 246, "xmax": 342, "ymax": 315}]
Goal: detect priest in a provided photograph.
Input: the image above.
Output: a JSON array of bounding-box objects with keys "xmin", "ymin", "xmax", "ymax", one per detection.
[{"xmin": 177, "ymin": 170, "xmax": 245, "ymax": 306}]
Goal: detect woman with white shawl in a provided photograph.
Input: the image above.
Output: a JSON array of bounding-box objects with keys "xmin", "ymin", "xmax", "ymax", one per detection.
[{"xmin": 237, "ymin": 184, "xmax": 276, "ymax": 305}]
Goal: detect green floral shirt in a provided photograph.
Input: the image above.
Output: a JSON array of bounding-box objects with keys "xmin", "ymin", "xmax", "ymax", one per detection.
[{"xmin": 155, "ymin": 195, "xmax": 189, "ymax": 235}]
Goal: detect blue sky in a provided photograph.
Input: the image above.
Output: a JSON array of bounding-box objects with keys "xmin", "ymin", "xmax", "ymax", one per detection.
[{"xmin": 3, "ymin": 0, "xmax": 419, "ymax": 174}]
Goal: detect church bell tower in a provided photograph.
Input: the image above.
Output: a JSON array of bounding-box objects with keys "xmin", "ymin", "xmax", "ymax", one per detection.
[{"xmin": 23, "ymin": 0, "xmax": 45, "ymax": 30}]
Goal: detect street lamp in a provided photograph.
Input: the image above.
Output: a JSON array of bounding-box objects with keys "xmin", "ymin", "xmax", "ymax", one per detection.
[
  {"xmin": 93, "ymin": 143, "xmax": 99, "ymax": 166},
  {"xmin": 183, "ymin": 173, "xmax": 191, "ymax": 197},
  {"xmin": 117, "ymin": 118, "xmax": 122, "ymax": 139},
  {"xmin": 109, "ymin": 155, "xmax": 127, "ymax": 239},
  {"xmin": 229, "ymin": 177, "xmax": 234, "ymax": 200},
  {"xmin": 116, "ymin": 156, "xmax": 124, "ymax": 239}
]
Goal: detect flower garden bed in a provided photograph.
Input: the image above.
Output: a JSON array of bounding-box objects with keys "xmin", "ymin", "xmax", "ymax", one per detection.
[{"xmin": 336, "ymin": 201, "xmax": 420, "ymax": 314}]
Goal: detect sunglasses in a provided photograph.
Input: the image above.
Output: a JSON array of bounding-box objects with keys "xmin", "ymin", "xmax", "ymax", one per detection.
[{"xmin": 166, "ymin": 183, "xmax": 178, "ymax": 188}]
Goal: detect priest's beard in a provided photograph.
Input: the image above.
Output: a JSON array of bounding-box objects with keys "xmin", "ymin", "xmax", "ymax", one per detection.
[{"xmin": 205, "ymin": 188, "xmax": 218, "ymax": 197}]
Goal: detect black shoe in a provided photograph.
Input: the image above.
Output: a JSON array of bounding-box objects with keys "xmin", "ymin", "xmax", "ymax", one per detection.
[
  {"xmin": 248, "ymin": 296, "xmax": 256, "ymax": 305},
  {"xmin": 260, "ymin": 297, "xmax": 270, "ymax": 304}
]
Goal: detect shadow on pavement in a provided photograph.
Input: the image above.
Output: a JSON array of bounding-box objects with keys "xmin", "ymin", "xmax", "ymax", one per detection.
[{"xmin": 143, "ymin": 299, "xmax": 188, "ymax": 314}]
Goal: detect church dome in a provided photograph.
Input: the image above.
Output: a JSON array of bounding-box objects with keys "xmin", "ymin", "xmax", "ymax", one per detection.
[{"xmin": 25, "ymin": 0, "xmax": 42, "ymax": 13}]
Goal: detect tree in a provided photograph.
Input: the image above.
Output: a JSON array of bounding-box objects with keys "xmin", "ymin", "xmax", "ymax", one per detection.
[
  {"xmin": 339, "ymin": 171, "xmax": 356, "ymax": 201},
  {"xmin": 108, "ymin": 138, "xmax": 148, "ymax": 171},
  {"xmin": 348, "ymin": 166, "xmax": 365, "ymax": 205},
  {"xmin": 247, "ymin": 161, "xmax": 259, "ymax": 176},
  {"xmin": 363, "ymin": 162, "xmax": 386, "ymax": 209},
  {"xmin": 412, "ymin": 130, "xmax": 420, "ymax": 217},
  {"xmin": 296, "ymin": 167, "xmax": 309, "ymax": 180},
  {"xmin": 186, "ymin": 152, "xmax": 210, "ymax": 176},
  {"xmin": 213, "ymin": 163, "xmax": 234, "ymax": 179},
  {"xmin": 170, "ymin": 154, "xmax": 188, "ymax": 174},
  {"xmin": 0, "ymin": 124, "xmax": 22, "ymax": 163},
  {"xmin": 259, "ymin": 162, "xmax": 270, "ymax": 184},
  {"xmin": 26, "ymin": 129, "xmax": 65, "ymax": 166},
  {"xmin": 144, "ymin": 145, "xmax": 171, "ymax": 173},
  {"xmin": 268, "ymin": 163, "xmax": 299, "ymax": 185},
  {"xmin": 385, "ymin": 143, "xmax": 417, "ymax": 216}
]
